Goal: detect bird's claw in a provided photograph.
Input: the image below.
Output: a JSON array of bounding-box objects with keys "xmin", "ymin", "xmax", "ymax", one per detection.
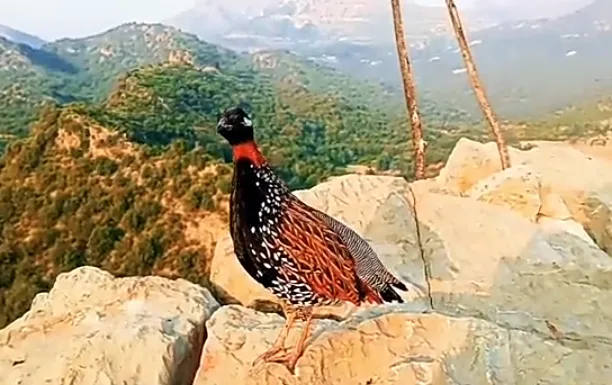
[
  {"xmin": 252, "ymin": 346, "xmax": 298, "ymax": 372},
  {"xmin": 252, "ymin": 346, "xmax": 290, "ymax": 366}
]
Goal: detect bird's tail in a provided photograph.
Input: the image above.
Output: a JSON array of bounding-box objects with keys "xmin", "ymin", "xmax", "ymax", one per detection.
[
  {"xmin": 379, "ymin": 272, "xmax": 408, "ymax": 303},
  {"xmin": 360, "ymin": 281, "xmax": 406, "ymax": 304},
  {"xmin": 379, "ymin": 285, "xmax": 404, "ymax": 303},
  {"xmin": 359, "ymin": 272, "xmax": 408, "ymax": 304},
  {"xmin": 384, "ymin": 270, "xmax": 408, "ymax": 291}
]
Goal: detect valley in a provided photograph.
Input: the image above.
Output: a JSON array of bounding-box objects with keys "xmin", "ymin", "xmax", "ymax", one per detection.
[{"xmin": 169, "ymin": 0, "xmax": 612, "ymax": 118}]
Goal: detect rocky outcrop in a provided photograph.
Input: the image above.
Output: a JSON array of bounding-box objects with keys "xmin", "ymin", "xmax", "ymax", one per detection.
[
  {"xmin": 3, "ymin": 138, "xmax": 612, "ymax": 385},
  {"xmin": 439, "ymin": 138, "xmax": 612, "ymax": 253},
  {"xmin": 199, "ymin": 139, "xmax": 612, "ymax": 384},
  {"xmin": 0, "ymin": 267, "xmax": 219, "ymax": 385},
  {"xmin": 196, "ymin": 305, "xmax": 612, "ymax": 385}
]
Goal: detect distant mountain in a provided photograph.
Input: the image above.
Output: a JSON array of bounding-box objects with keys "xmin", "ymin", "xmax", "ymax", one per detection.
[
  {"xmin": 0, "ymin": 24, "xmax": 46, "ymax": 48},
  {"xmin": 167, "ymin": 0, "xmax": 493, "ymax": 51},
  {"xmin": 292, "ymin": 0, "xmax": 612, "ymax": 118},
  {"xmin": 167, "ymin": 0, "xmax": 597, "ymax": 53},
  {"xmin": 553, "ymin": 0, "xmax": 612, "ymax": 32},
  {"xmin": 0, "ymin": 36, "xmax": 78, "ymax": 137},
  {"xmin": 474, "ymin": 0, "xmax": 594, "ymax": 22},
  {"xmin": 45, "ymin": 23, "xmax": 250, "ymax": 101},
  {"xmin": 250, "ymin": 50, "xmax": 402, "ymax": 110},
  {"xmin": 0, "ymin": 23, "xmax": 245, "ymax": 138},
  {"xmin": 170, "ymin": 0, "xmax": 280, "ymax": 43},
  {"xmin": 0, "ymin": 22, "xmax": 463, "ymax": 143},
  {"xmin": 167, "ymin": 0, "xmax": 612, "ymax": 118},
  {"xmin": 414, "ymin": 0, "xmax": 612, "ymax": 117}
]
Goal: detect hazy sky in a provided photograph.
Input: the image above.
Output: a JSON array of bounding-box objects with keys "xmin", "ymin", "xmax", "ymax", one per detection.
[
  {"xmin": 0, "ymin": 0, "xmax": 470, "ymax": 41},
  {"xmin": 0, "ymin": 0, "xmax": 197, "ymax": 40}
]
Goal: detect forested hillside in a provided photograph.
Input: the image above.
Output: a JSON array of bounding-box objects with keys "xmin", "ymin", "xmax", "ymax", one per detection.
[
  {"xmin": 0, "ymin": 104, "xmax": 233, "ymax": 326},
  {"xmin": 0, "ymin": 24, "xmax": 247, "ymax": 138},
  {"xmin": 94, "ymin": 62, "xmax": 426, "ymax": 185}
]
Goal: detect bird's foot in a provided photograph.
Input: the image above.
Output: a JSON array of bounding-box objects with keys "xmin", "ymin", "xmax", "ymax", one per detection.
[
  {"xmin": 252, "ymin": 347, "xmax": 299, "ymax": 372},
  {"xmin": 252, "ymin": 346, "xmax": 291, "ymax": 367}
]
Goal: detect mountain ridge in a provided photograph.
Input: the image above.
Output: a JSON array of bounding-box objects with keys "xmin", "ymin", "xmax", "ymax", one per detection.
[
  {"xmin": 0, "ymin": 24, "xmax": 46, "ymax": 48},
  {"xmin": 296, "ymin": 0, "xmax": 612, "ymax": 118},
  {"xmin": 1, "ymin": 21, "xmax": 474, "ymax": 151},
  {"xmin": 167, "ymin": 0, "xmax": 493, "ymax": 50}
]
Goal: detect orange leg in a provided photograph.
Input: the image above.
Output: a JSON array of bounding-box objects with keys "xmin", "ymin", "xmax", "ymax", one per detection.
[
  {"xmin": 253, "ymin": 304, "xmax": 296, "ymax": 366},
  {"xmin": 252, "ymin": 305, "xmax": 315, "ymax": 373},
  {"xmin": 286, "ymin": 307, "xmax": 314, "ymax": 371}
]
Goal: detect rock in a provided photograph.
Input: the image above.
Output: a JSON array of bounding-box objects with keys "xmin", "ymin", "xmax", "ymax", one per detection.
[
  {"xmin": 538, "ymin": 188, "xmax": 573, "ymax": 220},
  {"xmin": 411, "ymin": 190, "xmax": 612, "ymax": 342},
  {"xmin": 466, "ymin": 164, "xmax": 542, "ymax": 221},
  {"xmin": 209, "ymin": 175, "xmax": 431, "ymax": 311},
  {"xmin": 209, "ymin": 235, "xmax": 280, "ymax": 311},
  {"xmin": 198, "ymin": 172, "xmax": 612, "ymax": 385},
  {"xmin": 194, "ymin": 305, "xmax": 612, "ymax": 385},
  {"xmin": 436, "ymin": 138, "xmax": 507, "ymax": 195},
  {"xmin": 537, "ymin": 216, "xmax": 597, "ymax": 246},
  {"xmin": 0, "ymin": 266, "xmax": 219, "ymax": 385},
  {"xmin": 438, "ymin": 139, "xmax": 612, "ymax": 253}
]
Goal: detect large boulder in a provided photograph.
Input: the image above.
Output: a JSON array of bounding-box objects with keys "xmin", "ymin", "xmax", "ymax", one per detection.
[
  {"xmin": 465, "ymin": 164, "xmax": 541, "ymax": 221},
  {"xmin": 412, "ymin": 190, "xmax": 612, "ymax": 341},
  {"xmin": 195, "ymin": 305, "xmax": 612, "ymax": 385},
  {"xmin": 198, "ymin": 170, "xmax": 612, "ymax": 385},
  {"xmin": 0, "ymin": 267, "xmax": 219, "ymax": 385},
  {"xmin": 438, "ymin": 138, "xmax": 612, "ymax": 253}
]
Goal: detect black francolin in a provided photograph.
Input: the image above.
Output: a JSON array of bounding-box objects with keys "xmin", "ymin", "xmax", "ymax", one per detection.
[{"xmin": 216, "ymin": 106, "xmax": 407, "ymax": 371}]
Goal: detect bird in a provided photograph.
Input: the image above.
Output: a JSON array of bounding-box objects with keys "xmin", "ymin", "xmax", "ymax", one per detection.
[{"xmin": 216, "ymin": 106, "xmax": 407, "ymax": 371}]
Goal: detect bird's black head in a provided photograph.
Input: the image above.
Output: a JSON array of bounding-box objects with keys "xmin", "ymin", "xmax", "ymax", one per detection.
[{"xmin": 216, "ymin": 106, "xmax": 254, "ymax": 146}]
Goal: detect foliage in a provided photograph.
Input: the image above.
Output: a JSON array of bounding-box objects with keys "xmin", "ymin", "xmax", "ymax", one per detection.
[
  {"xmin": 0, "ymin": 105, "xmax": 230, "ymax": 327},
  {"xmin": 96, "ymin": 63, "xmax": 444, "ymax": 186},
  {"xmin": 0, "ymin": 24, "xmax": 248, "ymax": 138},
  {"xmin": 251, "ymin": 50, "xmax": 404, "ymax": 112},
  {"xmin": 509, "ymin": 96, "xmax": 612, "ymax": 141}
]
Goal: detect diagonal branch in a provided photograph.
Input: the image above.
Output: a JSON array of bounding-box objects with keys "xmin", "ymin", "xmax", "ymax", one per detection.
[{"xmin": 444, "ymin": 0, "xmax": 511, "ymax": 170}]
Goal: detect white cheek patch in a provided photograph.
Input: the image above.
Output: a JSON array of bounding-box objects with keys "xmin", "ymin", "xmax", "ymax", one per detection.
[{"xmin": 243, "ymin": 117, "xmax": 252, "ymax": 127}]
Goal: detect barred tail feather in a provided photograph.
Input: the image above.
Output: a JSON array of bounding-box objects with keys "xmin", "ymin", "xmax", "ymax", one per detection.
[
  {"xmin": 390, "ymin": 278, "xmax": 407, "ymax": 291},
  {"xmin": 380, "ymin": 285, "xmax": 404, "ymax": 303}
]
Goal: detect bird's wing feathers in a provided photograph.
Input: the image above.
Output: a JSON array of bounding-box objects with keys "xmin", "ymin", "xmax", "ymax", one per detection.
[
  {"xmin": 271, "ymin": 196, "xmax": 383, "ymax": 305},
  {"xmin": 313, "ymin": 210, "xmax": 407, "ymax": 292}
]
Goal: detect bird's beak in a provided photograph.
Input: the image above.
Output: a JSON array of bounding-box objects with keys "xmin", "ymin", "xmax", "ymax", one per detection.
[{"xmin": 216, "ymin": 117, "xmax": 227, "ymax": 134}]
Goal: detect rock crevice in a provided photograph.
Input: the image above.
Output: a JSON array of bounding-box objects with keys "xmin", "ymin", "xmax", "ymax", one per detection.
[{"xmin": 407, "ymin": 184, "xmax": 435, "ymax": 310}]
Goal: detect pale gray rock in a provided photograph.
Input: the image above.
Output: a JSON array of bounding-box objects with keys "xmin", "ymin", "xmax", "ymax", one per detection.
[{"xmin": 0, "ymin": 266, "xmax": 219, "ymax": 385}]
